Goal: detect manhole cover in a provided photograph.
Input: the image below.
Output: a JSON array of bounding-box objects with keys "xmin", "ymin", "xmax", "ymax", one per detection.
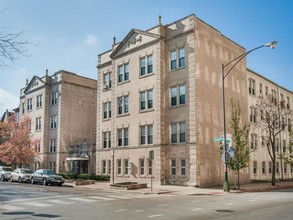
[{"xmin": 216, "ymin": 210, "xmax": 235, "ymax": 213}]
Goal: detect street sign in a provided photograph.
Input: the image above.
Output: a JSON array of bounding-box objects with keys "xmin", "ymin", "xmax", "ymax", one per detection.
[{"xmin": 213, "ymin": 137, "xmax": 230, "ymax": 143}]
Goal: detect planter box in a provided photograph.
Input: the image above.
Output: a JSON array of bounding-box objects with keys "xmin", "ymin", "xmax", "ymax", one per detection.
[
  {"xmin": 76, "ymin": 180, "xmax": 95, "ymax": 185},
  {"xmin": 110, "ymin": 182, "xmax": 147, "ymax": 190}
]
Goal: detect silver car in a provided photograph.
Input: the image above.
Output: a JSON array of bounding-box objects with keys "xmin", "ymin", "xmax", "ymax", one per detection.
[
  {"xmin": 0, "ymin": 166, "xmax": 13, "ymax": 181},
  {"xmin": 10, "ymin": 168, "xmax": 32, "ymax": 183}
]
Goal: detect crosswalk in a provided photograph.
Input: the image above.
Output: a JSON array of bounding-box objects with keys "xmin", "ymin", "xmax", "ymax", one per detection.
[{"xmin": 1, "ymin": 192, "xmax": 174, "ymax": 212}]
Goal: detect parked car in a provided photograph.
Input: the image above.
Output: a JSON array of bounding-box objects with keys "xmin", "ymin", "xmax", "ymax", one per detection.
[
  {"xmin": 10, "ymin": 168, "xmax": 32, "ymax": 183},
  {"xmin": 31, "ymin": 169, "xmax": 64, "ymax": 186},
  {"xmin": 0, "ymin": 166, "xmax": 13, "ymax": 182}
]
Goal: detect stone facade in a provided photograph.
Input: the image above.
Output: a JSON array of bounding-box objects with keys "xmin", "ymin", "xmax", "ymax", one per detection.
[
  {"xmin": 20, "ymin": 70, "xmax": 97, "ymax": 174},
  {"xmin": 96, "ymin": 14, "xmax": 251, "ymax": 187}
]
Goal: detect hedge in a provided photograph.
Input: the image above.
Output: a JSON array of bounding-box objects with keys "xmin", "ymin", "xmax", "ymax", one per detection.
[{"xmin": 59, "ymin": 173, "xmax": 110, "ymax": 181}]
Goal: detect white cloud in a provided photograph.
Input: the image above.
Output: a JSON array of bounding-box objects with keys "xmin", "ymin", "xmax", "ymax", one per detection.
[
  {"xmin": 84, "ymin": 34, "xmax": 99, "ymax": 47},
  {"xmin": 0, "ymin": 88, "xmax": 19, "ymax": 114}
]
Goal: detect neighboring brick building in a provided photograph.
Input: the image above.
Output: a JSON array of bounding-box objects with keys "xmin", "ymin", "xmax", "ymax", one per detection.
[
  {"xmin": 20, "ymin": 70, "xmax": 97, "ymax": 174},
  {"xmin": 96, "ymin": 14, "xmax": 250, "ymax": 187},
  {"xmin": 247, "ymin": 68, "xmax": 293, "ymax": 181}
]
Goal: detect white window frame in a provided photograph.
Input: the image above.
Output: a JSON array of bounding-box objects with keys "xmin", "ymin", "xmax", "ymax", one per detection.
[
  {"xmin": 51, "ymin": 91, "xmax": 58, "ymax": 106},
  {"xmin": 139, "ymin": 159, "xmax": 145, "ymax": 176},
  {"xmin": 171, "ymin": 159, "xmax": 176, "ymax": 176},
  {"xmin": 103, "ymin": 131, "xmax": 111, "ymax": 149},
  {"xmin": 140, "ymin": 90, "xmax": 153, "ymax": 111},
  {"xmin": 50, "ymin": 115, "xmax": 57, "ymax": 129},
  {"xmin": 35, "ymin": 117, "xmax": 41, "ymax": 131},
  {"xmin": 170, "ymin": 47, "xmax": 185, "ymax": 70},
  {"xmin": 27, "ymin": 98, "xmax": 33, "ymax": 111},
  {"xmin": 103, "ymin": 102, "xmax": 111, "ymax": 119},
  {"xmin": 36, "ymin": 94, "xmax": 42, "ymax": 108},
  {"xmin": 117, "ymin": 95, "xmax": 129, "ymax": 115},
  {"xmin": 50, "ymin": 139, "xmax": 56, "ymax": 152},
  {"xmin": 118, "ymin": 63, "xmax": 129, "ymax": 83},
  {"xmin": 140, "ymin": 55, "xmax": 153, "ymax": 76},
  {"xmin": 170, "ymin": 84, "xmax": 186, "ymax": 107},
  {"xmin": 103, "ymin": 72, "xmax": 112, "ymax": 90},
  {"xmin": 117, "ymin": 128, "xmax": 129, "ymax": 147},
  {"xmin": 140, "ymin": 124, "xmax": 153, "ymax": 145},
  {"xmin": 171, "ymin": 122, "xmax": 186, "ymax": 144}
]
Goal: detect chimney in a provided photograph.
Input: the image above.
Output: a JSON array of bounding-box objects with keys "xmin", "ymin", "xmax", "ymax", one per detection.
[
  {"xmin": 112, "ymin": 36, "xmax": 116, "ymax": 51},
  {"xmin": 46, "ymin": 69, "xmax": 48, "ymax": 76},
  {"xmin": 158, "ymin": 15, "xmax": 162, "ymax": 26}
]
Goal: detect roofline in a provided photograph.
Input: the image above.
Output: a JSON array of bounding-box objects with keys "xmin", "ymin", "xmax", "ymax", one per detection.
[{"xmin": 247, "ymin": 67, "xmax": 292, "ymax": 94}]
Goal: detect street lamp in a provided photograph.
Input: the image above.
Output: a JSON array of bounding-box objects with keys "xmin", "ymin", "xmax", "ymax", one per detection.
[{"xmin": 222, "ymin": 41, "xmax": 277, "ymax": 192}]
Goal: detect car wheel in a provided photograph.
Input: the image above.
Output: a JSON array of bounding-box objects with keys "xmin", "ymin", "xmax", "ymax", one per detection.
[
  {"xmin": 10, "ymin": 176, "xmax": 13, "ymax": 182},
  {"xmin": 18, "ymin": 177, "xmax": 22, "ymax": 183},
  {"xmin": 43, "ymin": 178, "xmax": 47, "ymax": 186},
  {"xmin": 31, "ymin": 178, "xmax": 35, "ymax": 184},
  {"xmin": 58, "ymin": 183, "xmax": 63, "ymax": 187}
]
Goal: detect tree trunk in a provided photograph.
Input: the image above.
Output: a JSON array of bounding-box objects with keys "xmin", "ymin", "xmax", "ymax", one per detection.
[{"xmin": 272, "ymin": 158, "xmax": 276, "ymax": 185}]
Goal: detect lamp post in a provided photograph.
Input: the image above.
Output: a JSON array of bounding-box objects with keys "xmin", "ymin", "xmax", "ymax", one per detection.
[{"xmin": 222, "ymin": 41, "xmax": 277, "ymax": 192}]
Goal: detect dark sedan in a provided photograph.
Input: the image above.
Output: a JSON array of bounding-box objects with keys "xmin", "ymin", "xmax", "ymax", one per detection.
[{"xmin": 31, "ymin": 169, "xmax": 64, "ymax": 186}]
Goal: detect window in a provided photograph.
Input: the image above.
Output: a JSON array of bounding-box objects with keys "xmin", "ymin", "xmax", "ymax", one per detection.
[
  {"xmin": 250, "ymin": 107, "xmax": 256, "ymax": 123},
  {"xmin": 35, "ymin": 117, "xmax": 41, "ymax": 131},
  {"xmin": 140, "ymin": 159, "xmax": 145, "ymax": 175},
  {"xmin": 50, "ymin": 115, "xmax": 57, "ymax": 129},
  {"xmin": 140, "ymin": 125, "xmax": 153, "ymax": 145},
  {"xmin": 287, "ymin": 96, "xmax": 290, "ymax": 109},
  {"xmin": 148, "ymin": 159, "xmax": 152, "ymax": 175},
  {"xmin": 51, "ymin": 91, "xmax": 58, "ymax": 105},
  {"xmin": 284, "ymin": 162, "xmax": 287, "ymax": 174},
  {"xmin": 171, "ymin": 159, "xmax": 176, "ymax": 175},
  {"xmin": 27, "ymin": 98, "xmax": 32, "ymax": 111},
  {"xmin": 35, "ymin": 143, "xmax": 40, "ymax": 153},
  {"xmin": 102, "ymin": 160, "xmax": 106, "ymax": 175},
  {"xmin": 103, "ymin": 102, "xmax": 111, "ymax": 119},
  {"xmin": 50, "ymin": 139, "xmax": 56, "ymax": 152},
  {"xmin": 262, "ymin": 161, "xmax": 266, "ymax": 174},
  {"xmin": 171, "ymin": 122, "xmax": 186, "ymax": 144},
  {"xmin": 181, "ymin": 159, "xmax": 186, "ymax": 176},
  {"xmin": 269, "ymin": 162, "xmax": 272, "ymax": 173},
  {"xmin": 37, "ymin": 94, "xmax": 42, "ymax": 108},
  {"xmin": 259, "ymin": 83, "xmax": 263, "ymax": 95},
  {"xmin": 49, "ymin": 161, "xmax": 56, "ymax": 171},
  {"xmin": 248, "ymin": 79, "xmax": 255, "ymax": 95},
  {"xmin": 265, "ymin": 86, "xmax": 268, "ymax": 96},
  {"xmin": 22, "ymin": 102, "xmax": 25, "ymax": 114},
  {"xmin": 118, "ymin": 63, "xmax": 129, "ymax": 83},
  {"xmin": 118, "ymin": 95, "xmax": 129, "ymax": 115},
  {"xmin": 103, "ymin": 131, "xmax": 111, "ymax": 148},
  {"xmin": 103, "ymin": 72, "xmax": 112, "ymax": 90},
  {"xmin": 253, "ymin": 161, "xmax": 257, "ymax": 174},
  {"xmin": 170, "ymin": 47, "xmax": 185, "ymax": 70},
  {"xmin": 124, "ymin": 159, "xmax": 129, "ymax": 175},
  {"xmin": 276, "ymin": 162, "xmax": 279, "ymax": 174},
  {"xmin": 250, "ymin": 133, "xmax": 257, "ymax": 150},
  {"xmin": 140, "ymin": 55, "xmax": 153, "ymax": 76},
  {"xmin": 272, "ymin": 89, "xmax": 277, "ymax": 104},
  {"xmin": 170, "ymin": 84, "xmax": 186, "ymax": 107},
  {"xmin": 140, "ymin": 90, "xmax": 153, "ymax": 111},
  {"xmin": 117, "ymin": 128, "xmax": 129, "ymax": 147},
  {"xmin": 108, "ymin": 160, "xmax": 111, "ymax": 175},
  {"xmin": 117, "ymin": 159, "xmax": 121, "ymax": 175}
]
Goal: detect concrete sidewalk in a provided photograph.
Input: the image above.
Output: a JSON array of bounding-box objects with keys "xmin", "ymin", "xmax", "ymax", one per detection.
[{"xmin": 63, "ymin": 180, "xmax": 293, "ymax": 195}]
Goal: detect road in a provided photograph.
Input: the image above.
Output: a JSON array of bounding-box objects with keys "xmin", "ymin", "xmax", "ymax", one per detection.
[{"xmin": 1, "ymin": 182, "xmax": 293, "ymax": 220}]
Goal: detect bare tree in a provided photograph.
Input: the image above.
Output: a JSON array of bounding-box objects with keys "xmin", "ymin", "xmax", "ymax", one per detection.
[
  {"xmin": 0, "ymin": 9, "xmax": 33, "ymax": 67},
  {"xmin": 254, "ymin": 95, "xmax": 293, "ymax": 185}
]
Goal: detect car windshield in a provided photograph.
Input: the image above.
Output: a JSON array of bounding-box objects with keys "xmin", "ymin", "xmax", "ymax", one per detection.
[
  {"xmin": 43, "ymin": 170, "xmax": 56, "ymax": 175},
  {"xmin": 21, "ymin": 169, "xmax": 32, "ymax": 174},
  {"xmin": 3, "ymin": 167, "xmax": 13, "ymax": 171}
]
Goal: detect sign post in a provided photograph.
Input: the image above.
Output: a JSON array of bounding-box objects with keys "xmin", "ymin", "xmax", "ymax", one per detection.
[{"xmin": 149, "ymin": 150, "xmax": 154, "ymax": 191}]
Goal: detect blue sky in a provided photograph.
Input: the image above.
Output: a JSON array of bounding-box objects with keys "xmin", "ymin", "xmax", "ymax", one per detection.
[{"xmin": 1, "ymin": 0, "xmax": 292, "ymax": 114}]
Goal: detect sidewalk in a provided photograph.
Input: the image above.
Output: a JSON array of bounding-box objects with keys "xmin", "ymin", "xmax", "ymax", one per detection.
[{"xmin": 63, "ymin": 179, "xmax": 293, "ymax": 195}]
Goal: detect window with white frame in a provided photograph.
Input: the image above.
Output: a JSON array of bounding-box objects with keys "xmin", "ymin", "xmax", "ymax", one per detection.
[
  {"xmin": 124, "ymin": 159, "xmax": 129, "ymax": 175},
  {"xmin": 22, "ymin": 102, "xmax": 25, "ymax": 114},
  {"xmin": 170, "ymin": 47, "xmax": 185, "ymax": 70},
  {"xmin": 50, "ymin": 115, "xmax": 57, "ymax": 129},
  {"xmin": 265, "ymin": 86, "xmax": 268, "ymax": 96},
  {"xmin": 50, "ymin": 139, "xmax": 56, "ymax": 152},
  {"xmin": 253, "ymin": 161, "xmax": 257, "ymax": 174},
  {"xmin": 117, "ymin": 128, "xmax": 128, "ymax": 147},
  {"xmin": 35, "ymin": 117, "xmax": 41, "ymax": 131},
  {"xmin": 250, "ymin": 133, "xmax": 257, "ymax": 150},
  {"xmin": 139, "ymin": 159, "xmax": 145, "ymax": 175},
  {"xmin": 140, "ymin": 55, "xmax": 153, "ymax": 76},
  {"xmin": 262, "ymin": 161, "xmax": 266, "ymax": 174},
  {"xmin": 36, "ymin": 94, "xmax": 42, "ymax": 108},
  {"xmin": 148, "ymin": 159, "xmax": 152, "ymax": 175},
  {"xmin": 49, "ymin": 161, "xmax": 56, "ymax": 171},
  {"xmin": 140, "ymin": 90, "xmax": 153, "ymax": 111},
  {"xmin": 118, "ymin": 95, "xmax": 129, "ymax": 115},
  {"xmin": 102, "ymin": 160, "xmax": 106, "ymax": 175},
  {"xmin": 51, "ymin": 91, "xmax": 58, "ymax": 105},
  {"xmin": 171, "ymin": 159, "xmax": 176, "ymax": 175},
  {"xmin": 181, "ymin": 159, "xmax": 186, "ymax": 176},
  {"xmin": 170, "ymin": 84, "xmax": 186, "ymax": 107},
  {"xmin": 140, "ymin": 124, "xmax": 153, "ymax": 145},
  {"xmin": 103, "ymin": 131, "xmax": 111, "ymax": 148},
  {"xmin": 117, "ymin": 159, "xmax": 122, "ymax": 175},
  {"xmin": 118, "ymin": 63, "xmax": 129, "ymax": 83},
  {"xmin": 103, "ymin": 102, "xmax": 111, "ymax": 119},
  {"xmin": 171, "ymin": 122, "xmax": 186, "ymax": 144},
  {"xmin": 250, "ymin": 107, "xmax": 256, "ymax": 123},
  {"xmin": 108, "ymin": 160, "xmax": 111, "ymax": 175},
  {"xmin": 103, "ymin": 72, "xmax": 112, "ymax": 90},
  {"xmin": 272, "ymin": 89, "xmax": 277, "ymax": 104},
  {"xmin": 248, "ymin": 79, "xmax": 255, "ymax": 95},
  {"xmin": 259, "ymin": 83, "xmax": 263, "ymax": 95},
  {"xmin": 27, "ymin": 98, "xmax": 33, "ymax": 111},
  {"xmin": 287, "ymin": 96, "xmax": 290, "ymax": 109}
]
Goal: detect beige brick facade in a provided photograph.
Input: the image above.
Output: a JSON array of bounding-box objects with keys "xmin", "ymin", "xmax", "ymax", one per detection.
[
  {"xmin": 96, "ymin": 14, "xmax": 254, "ymax": 187},
  {"xmin": 20, "ymin": 70, "xmax": 97, "ymax": 174}
]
